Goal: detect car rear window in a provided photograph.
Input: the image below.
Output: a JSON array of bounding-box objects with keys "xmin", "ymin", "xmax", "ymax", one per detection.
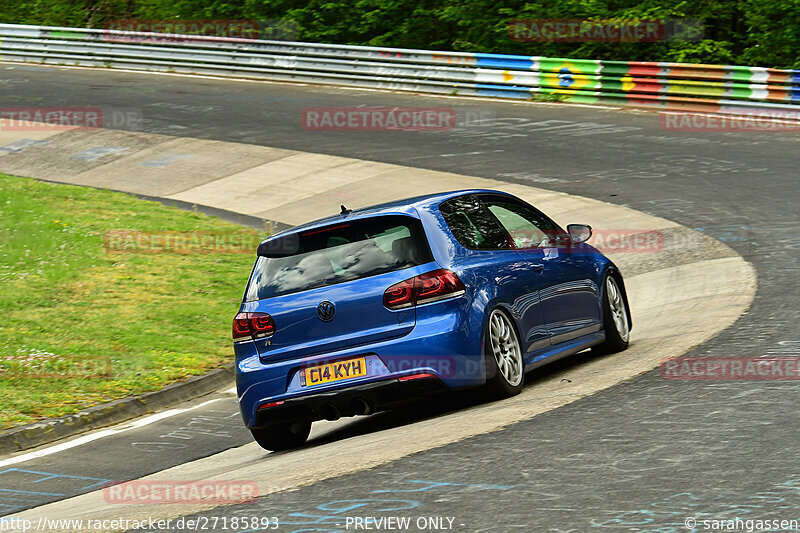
[{"xmin": 246, "ymin": 215, "xmax": 433, "ymax": 301}]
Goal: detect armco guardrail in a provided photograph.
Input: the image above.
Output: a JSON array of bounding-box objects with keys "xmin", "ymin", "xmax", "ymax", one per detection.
[{"xmin": 1, "ymin": 23, "xmax": 798, "ymax": 117}]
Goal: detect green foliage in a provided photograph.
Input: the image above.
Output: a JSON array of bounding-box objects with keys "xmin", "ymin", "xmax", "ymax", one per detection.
[
  {"xmin": 0, "ymin": 1, "xmax": 796, "ymax": 71},
  {"xmin": 0, "ymin": 174, "xmax": 264, "ymax": 428}
]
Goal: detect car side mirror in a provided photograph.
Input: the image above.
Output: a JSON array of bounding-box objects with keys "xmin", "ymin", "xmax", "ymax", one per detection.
[{"xmin": 567, "ymin": 224, "xmax": 592, "ymax": 244}]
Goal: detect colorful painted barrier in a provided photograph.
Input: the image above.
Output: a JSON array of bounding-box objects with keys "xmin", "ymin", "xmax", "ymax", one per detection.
[{"xmin": 0, "ymin": 23, "xmax": 797, "ymax": 117}]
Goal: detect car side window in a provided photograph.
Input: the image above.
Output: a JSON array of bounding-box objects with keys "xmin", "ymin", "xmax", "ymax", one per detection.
[
  {"xmin": 481, "ymin": 196, "xmax": 566, "ymax": 249},
  {"xmin": 439, "ymin": 196, "xmax": 511, "ymax": 250}
]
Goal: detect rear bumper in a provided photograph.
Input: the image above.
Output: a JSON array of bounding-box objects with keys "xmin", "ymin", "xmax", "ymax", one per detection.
[
  {"xmin": 253, "ymin": 375, "xmax": 447, "ymax": 427},
  {"xmin": 235, "ymin": 297, "xmax": 484, "ymax": 428}
]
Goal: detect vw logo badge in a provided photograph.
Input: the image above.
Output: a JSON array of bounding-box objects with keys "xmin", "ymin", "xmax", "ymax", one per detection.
[{"xmin": 317, "ymin": 301, "xmax": 336, "ymax": 322}]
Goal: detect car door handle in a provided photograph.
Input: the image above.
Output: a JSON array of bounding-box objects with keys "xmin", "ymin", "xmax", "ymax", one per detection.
[{"xmin": 530, "ymin": 263, "xmax": 544, "ymax": 272}]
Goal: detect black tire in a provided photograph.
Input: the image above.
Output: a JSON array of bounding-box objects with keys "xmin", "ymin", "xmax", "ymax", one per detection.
[
  {"xmin": 250, "ymin": 421, "xmax": 311, "ymax": 451},
  {"xmin": 483, "ymin": 308, "xmax": 525, "ymax": 399},
  {"xmin": 592, "ymin": 273, "xmax": 631, "ymax": 356}
]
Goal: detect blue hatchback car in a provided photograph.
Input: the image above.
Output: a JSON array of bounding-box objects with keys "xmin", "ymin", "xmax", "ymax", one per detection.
[{"xmin": 233, "ymin": 189, "xmax": 631, "ymax": 450}]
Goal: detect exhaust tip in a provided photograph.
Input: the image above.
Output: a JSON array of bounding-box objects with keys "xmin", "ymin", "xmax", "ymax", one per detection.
[
  {"xmin": 319, "ymin": 403, "xmax": 341, "ymax": 421},
  {"xmin": 351, "ymin": 398, "xmax": 371, "ymax": 416}
]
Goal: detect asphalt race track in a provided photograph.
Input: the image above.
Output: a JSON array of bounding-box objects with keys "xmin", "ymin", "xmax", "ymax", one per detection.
[{"xmin": 1, "ymin": 64, "xmax": 799, "ymax": 532}]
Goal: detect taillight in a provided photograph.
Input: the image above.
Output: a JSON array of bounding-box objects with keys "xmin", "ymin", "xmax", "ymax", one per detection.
[
  {"xmin": 415, "ymin": 269, "xmax": 465, "ymax": 304},
  {"xmin": 383, "ymin": 269, "xmax": 466, "ymax": 310},
  {"xmin": 257, "ymin": 400, "xmax": 284, "ymax": 410},
  {"xmin": 398, "ymin": 372, "xmax": 438, "ymax": 382},
  {"xmin": 232, "ymin": 312, "xmax": 275, "ymax": 342},
  {"xmin": 383, "ymin": 279, "xmax": 415, "ymax": 309}
]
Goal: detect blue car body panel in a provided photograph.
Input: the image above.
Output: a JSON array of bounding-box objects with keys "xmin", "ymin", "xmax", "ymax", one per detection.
[{"xmin": 234, "ymin": 189, "xmax": 625, "ymax": 428}]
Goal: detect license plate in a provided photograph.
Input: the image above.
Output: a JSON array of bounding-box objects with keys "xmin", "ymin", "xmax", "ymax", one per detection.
[{"xmin": 301, "ymin": 357, "xmax": 367, "ymax": 387}]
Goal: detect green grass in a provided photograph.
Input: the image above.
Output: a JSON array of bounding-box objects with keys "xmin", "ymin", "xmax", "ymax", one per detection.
[{"xmin": 0, "ymin": 173, "xmax": 266, "ymax": 429}]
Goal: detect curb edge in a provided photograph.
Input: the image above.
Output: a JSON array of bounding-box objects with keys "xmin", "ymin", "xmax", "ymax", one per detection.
[{"xmin": 0, "ymin": 364, "xmax": 235, "ymax": 457}]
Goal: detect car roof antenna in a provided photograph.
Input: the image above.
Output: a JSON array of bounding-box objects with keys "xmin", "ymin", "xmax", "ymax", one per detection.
[{"xmin": 340, "ymin": 204, "xmax": 352, "ymax": 215}]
